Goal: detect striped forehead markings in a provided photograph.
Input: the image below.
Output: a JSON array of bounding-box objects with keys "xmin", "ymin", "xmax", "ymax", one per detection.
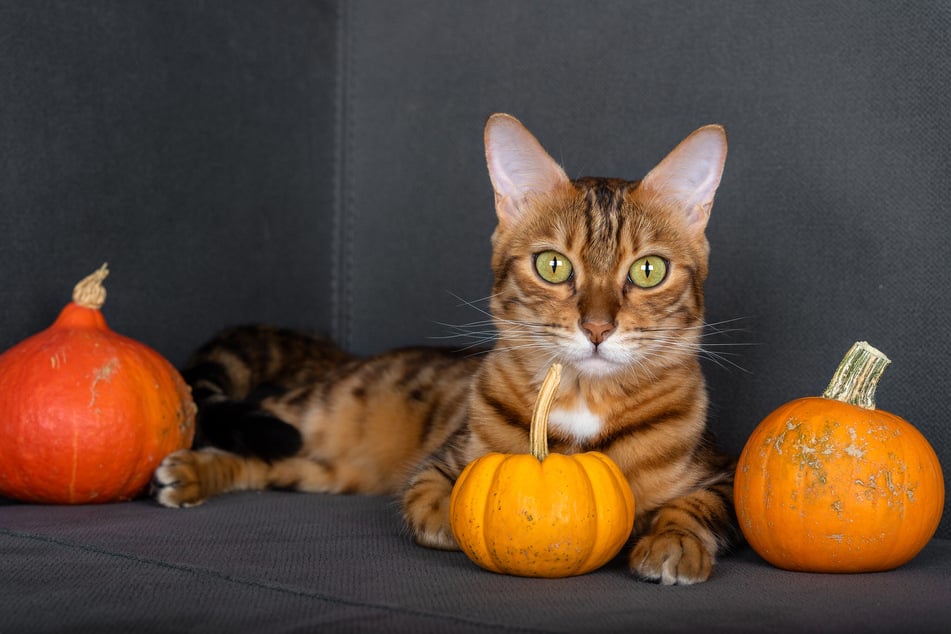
[{"xmin": 575, "ymin": 177, "xmax": 635, "ymax": 262}]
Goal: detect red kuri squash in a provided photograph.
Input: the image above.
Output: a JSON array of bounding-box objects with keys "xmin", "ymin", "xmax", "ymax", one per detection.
[{"xmin": 0, "ymin": 265, "xmax": 196, "ymax": 504}]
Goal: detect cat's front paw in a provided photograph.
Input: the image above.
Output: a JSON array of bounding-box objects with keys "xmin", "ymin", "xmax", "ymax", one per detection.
[
  {"xmin": 151, "ymin": 449, "xmax": 207, "ymax": 508},
  {"xmin": 630, "ymin": 530, "xmax": 713, "ymax": 585},
  {"xmin": 402, "ymin": 469, "xmax": 459, "ymax": 551}
]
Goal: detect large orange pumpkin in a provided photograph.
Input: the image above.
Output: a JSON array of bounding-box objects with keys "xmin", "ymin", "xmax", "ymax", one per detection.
[
  {"xmin": 0, "ymin": 265, "xmax": 196, "ymax": 504},
  {"xmin": 450, "ymin": 364, "xmax": 635, "ymax": 577},
  {"xmin": 734, "ymin": 341, "xmax": 944, "ymax": 572}
]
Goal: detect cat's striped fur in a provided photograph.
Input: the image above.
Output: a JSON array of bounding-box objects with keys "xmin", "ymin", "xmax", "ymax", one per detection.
[{"xmin": 153, "ymin": 114, "xmax": 738, "ymax": 584}]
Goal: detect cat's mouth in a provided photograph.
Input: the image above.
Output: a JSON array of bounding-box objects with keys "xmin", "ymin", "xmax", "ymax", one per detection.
[{"xmin": 568, "ymin": 345, "xmax": 626, "ymax": 377}]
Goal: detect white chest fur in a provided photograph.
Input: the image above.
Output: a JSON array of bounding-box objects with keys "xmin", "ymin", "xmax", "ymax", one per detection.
[{"xmin": 547, "ymin": 400, "xmax": 603, "ymax": 442}]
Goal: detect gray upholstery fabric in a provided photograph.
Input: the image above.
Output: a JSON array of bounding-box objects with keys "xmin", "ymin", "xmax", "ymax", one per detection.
[
  {"xmin": 5, "ymin": 493, "xmax": 951, "ymax": 633},
  {"xmin": 0, "ymin": 0, "xmax": 339, "ymax": 359},
  {"xmin": 2, "ymin": 1, "xmax": 950, "ymax": 631},
  {"xmin": 334, "ymin": 0, "xmax": 951, "ymax": 491}
]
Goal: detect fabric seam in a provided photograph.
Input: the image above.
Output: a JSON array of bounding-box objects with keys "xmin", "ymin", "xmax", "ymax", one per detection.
[{"xmin": 330, "ymin": 0, "xmax": 352, "ymax": 348}]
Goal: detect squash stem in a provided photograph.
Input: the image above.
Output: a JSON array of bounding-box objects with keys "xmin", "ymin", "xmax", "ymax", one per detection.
[
  {"xmin": 821, "ymin": 341, "xmax": 890, "ymax": 410},
  {"xmin": 529, "ymin": 363, "xmax": 562, "ymax": 462},
  {"xmin": 72, "ymin": 263, "xmax": 109, "ymax": 309}
]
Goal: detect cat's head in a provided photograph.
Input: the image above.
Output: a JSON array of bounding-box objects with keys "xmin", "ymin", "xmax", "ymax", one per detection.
[{"xmin": 484, "ymin": 114, "xmax": 727, "ymax": 380}]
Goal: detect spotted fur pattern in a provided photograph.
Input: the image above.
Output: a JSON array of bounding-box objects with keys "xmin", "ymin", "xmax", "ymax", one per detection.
[{"xmin": 152, "ymin": 114, "xmax": 738, "ymax": 584}]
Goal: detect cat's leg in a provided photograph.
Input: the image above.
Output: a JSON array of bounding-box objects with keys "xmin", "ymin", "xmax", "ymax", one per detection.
[
  {"xmin": 402, "ymin": 463, "xmax": 458, "ymax": 550},
  {"xmin": 152, "ymin": 448, "xmax": 270, "ymax": 507},
  {"xmin": 629, "ymin": 471, "xmax": 736, "ymax": 585},
  {"xmin": 152, "ymin": 448, "xmax": 341, "ymax": 507},
  {"xmin": 401, "ymin": 427, "xmax": 479, "ymax": 550}
]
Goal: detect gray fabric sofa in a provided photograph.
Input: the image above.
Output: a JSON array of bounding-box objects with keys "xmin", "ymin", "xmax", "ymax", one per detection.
[{"xmin": 2, "ymin": 2, "xmax": 949, "ymax": 631}]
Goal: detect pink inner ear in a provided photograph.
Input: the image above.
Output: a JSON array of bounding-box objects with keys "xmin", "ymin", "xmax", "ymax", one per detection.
[
  {"xmin": 484, "ymin": 114, "xmax": 569, "ymax": 224},
  {"xmin": 639, "ymin": 125, "xmax": 728, "ymax": 232}
]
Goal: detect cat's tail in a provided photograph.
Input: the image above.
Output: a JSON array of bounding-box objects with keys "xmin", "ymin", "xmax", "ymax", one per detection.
[{"xmin": 181, "ymin": 325, "xmax": 351, "ymax": 463}]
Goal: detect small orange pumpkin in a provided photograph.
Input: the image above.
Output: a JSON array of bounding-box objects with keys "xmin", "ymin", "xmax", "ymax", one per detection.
[
  {"xmin": 734, "ymin": 341, "xmax": 944, "ymax": 573},
  {"xmin": 450, "ymin": 364, "xmax": 635, "ymax": 577},
  {"xmin": 0, "ymin": 264, "xmax": 196, "ymax": 504}
]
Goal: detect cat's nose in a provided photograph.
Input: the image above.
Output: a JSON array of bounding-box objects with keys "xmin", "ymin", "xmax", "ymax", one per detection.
[{"xmin": 580, "ymin": 320, "xmax": 616, "ymax": 346}]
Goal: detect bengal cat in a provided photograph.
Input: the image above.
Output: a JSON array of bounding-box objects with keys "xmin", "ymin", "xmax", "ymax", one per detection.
[{"xmin": 152, "ymin": 113, "xmax": 738, "ymax": 585}]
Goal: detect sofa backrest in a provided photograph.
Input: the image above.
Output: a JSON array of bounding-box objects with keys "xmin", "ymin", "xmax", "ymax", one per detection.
[{"xmin": 2, "ymin": 1, "xmax": 948, "ymax": 537}]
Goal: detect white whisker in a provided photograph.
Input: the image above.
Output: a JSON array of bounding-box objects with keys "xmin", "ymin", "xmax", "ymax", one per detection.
[{"xmin": 437, "ymin": 292, "xmax": 754, "ymax": 377}]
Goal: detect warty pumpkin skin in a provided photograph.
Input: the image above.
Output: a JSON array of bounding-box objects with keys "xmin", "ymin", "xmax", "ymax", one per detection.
[
  {"xmin": 449, "ymin": 364, "xmax": 636, "ymax": 578},
  {"xmin": 0, "ymin": 265, "xmax": 196, "ymax": 504},
  {"xmin": 734, "ymin": 342, "xmax": 944, "ymax": 573}
]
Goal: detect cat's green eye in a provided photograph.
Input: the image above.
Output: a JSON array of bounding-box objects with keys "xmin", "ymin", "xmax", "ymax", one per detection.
[
  {"xmin": 534, "ymin": 250, "xmax": 573, "ymax": 284},
  {"xmin": 629, "ymin": 256, "xmax": 668, "ymax": 288}
]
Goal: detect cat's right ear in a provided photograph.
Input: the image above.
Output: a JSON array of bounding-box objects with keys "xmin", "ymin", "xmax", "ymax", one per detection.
[
  {"xmin": 484, "ymin": 114, "xmax": 570, "ymax": 225},
  {"xmin": 638, "ymin": 125, "xmax": 728, "ymax": 235}
]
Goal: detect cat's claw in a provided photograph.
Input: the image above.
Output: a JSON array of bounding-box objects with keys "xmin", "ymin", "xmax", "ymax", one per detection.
[
  {"xmin": 629, "ymin": 530, "xmax": 713, "ymax": 585},
  {"xmin": 151, "ymin": 449, "xmax": 207, "ymax": 508},
  {"xmin": 413, "ymin": 526, "xmax": 459, "ymax": 551}
]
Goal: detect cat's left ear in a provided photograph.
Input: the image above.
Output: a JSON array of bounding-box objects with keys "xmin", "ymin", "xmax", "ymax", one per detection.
[
  {"xmin": 639, "ymin": 125, "xmax": 727, "ymax": 234},
  {"xmin": 484, "ymin": 113, "xmax": 571, "ymax": 226}
]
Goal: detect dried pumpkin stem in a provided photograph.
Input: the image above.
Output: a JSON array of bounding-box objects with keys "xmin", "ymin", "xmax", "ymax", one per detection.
[
  {"xmin": 529, "ymin": 363, "xmax": 562, "ymax": 462},
  {"xmin": 72, "ymin": 263, "xmax": 109, "ymax": 310},
  {"xmin": 822, "ymin": 341, "xmax": 891, "ymax": 410}
]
